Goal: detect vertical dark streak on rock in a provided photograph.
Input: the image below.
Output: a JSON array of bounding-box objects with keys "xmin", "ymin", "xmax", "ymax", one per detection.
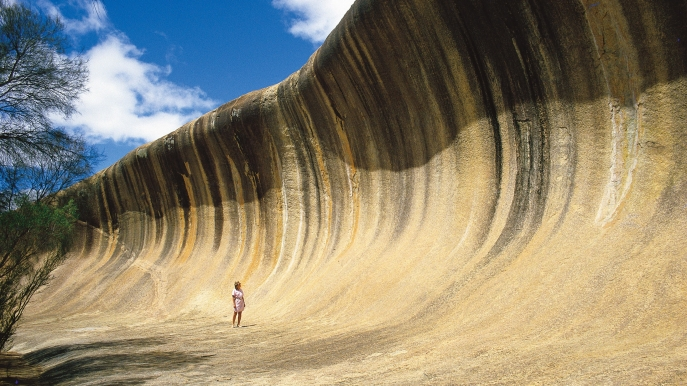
[
  {"xmin": 444, "ymin": 2, "xmax": 504, "ymax": 248},
  {"xmin": 190, "ymin": 116, "xmax": 225, "ymax": 251},
  {"xmin": 482, "ymin": 0, "xmax": 553, "ymax": 262}
]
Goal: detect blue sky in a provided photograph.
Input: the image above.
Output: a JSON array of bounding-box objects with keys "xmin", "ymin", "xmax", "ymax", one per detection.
[{"xmin": 25, "ymin": 0, "xmax": 355, "ymax": 170}]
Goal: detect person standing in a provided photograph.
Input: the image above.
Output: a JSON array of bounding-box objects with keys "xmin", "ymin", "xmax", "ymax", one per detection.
[{"xmin": 232, "ymin": 281, "xmax": 246, "ymax": 327}]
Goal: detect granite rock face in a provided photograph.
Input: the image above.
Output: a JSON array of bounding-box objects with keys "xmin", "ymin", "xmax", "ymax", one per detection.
[{"xmin": 25, "ymin": 0, "xmax": 687, "ymax": 381}]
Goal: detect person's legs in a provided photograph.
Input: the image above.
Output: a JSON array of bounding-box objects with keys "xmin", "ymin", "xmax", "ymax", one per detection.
[
  {"xmin": 237, "ymin": 311, "xmax": 242, "ymax": 327},
  {"xmin": 232, "ymin": 311, "xmax": 238, "ymax": 326}
]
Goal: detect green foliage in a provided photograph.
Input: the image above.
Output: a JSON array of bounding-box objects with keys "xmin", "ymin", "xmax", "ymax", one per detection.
[
  {"xmin": 0, "ymin": 198, "xmax": 77, "ymax": 351},
  {"xmin": 0, "ymin": 1, "xmax": 93, "ymax": 352}
]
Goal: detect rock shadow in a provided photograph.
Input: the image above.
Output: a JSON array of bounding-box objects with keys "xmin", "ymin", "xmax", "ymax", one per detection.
[{"xmin": 22, "ymin": 338, "xmax": 210, "ymax": 385}]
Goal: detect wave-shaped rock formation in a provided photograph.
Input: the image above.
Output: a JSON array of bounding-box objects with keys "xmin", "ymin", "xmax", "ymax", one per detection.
[{"xmin": 20, "ymin": 0, "xmax": 686, "ymax": 383}]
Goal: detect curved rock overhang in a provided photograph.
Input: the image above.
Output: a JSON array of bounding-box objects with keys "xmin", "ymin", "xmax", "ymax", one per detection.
[{"xmin": 25, "ymin": 0, "xmax": 687, "ymax": 379}]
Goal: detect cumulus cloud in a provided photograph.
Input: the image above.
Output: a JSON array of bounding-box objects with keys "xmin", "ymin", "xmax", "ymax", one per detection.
[
  {"xmin": 45, "ymin": 0, "xmax": 352, "ymax": 144},
  {"xmin": 272, "ymin": 0, "xmax": 355, "ymax": 43},
  {"xmin": 39, "ymin": 0, "xmax": 217, "ymax": 143},
  {"xmin": 53, "ymin": 35, "xmax": 217, "ymax": 142}
]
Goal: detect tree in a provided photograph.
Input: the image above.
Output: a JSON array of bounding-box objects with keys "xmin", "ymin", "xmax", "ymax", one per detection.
[
  {"xmin": 0, "ymin": 1, "xmax": 97, "ymax": 351},
  {"xmin": 0, "ymin": 0, "xmax": 87, "ymax": 163},
  {"xmin": 0, "ymin": 129, "xmax": 100, "ymax": 211},
  {"xmin": 0, "ymin": 198, "xmax": 77, "ymax": 350}
]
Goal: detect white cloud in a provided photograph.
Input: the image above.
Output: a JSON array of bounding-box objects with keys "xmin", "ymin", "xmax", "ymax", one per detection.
[
  {"xmin": 54, "ymin": 35, "xmax": 217, "ymax": 142},
  {"xmin": 45, "ymin": 0, "xmax": 353, "ymax": 145},
  {"xmin": 38, "ymin": 0, "xmax": 108, "ymax": 34},
  {"xmin": 272, "ymin": 0, "xmax": 355, "ymax": 43},
  {"xmin": 38, "ymin": 0, "xmax": 218, "ymax": 143}
]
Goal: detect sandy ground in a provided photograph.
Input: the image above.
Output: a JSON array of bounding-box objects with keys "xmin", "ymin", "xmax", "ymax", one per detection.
[
  {"xmin": 6, "ymin": 314, "xmax": 418, "ymax": 385},
  {"xmin": 2, "ymin": 312, "xmax": 685, "ymax": 385}
]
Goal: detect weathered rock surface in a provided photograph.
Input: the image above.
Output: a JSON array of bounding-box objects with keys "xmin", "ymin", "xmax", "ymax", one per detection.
[{"xmin": 14, "ymin": 0, "xmax": 687, "ymax": 383}]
